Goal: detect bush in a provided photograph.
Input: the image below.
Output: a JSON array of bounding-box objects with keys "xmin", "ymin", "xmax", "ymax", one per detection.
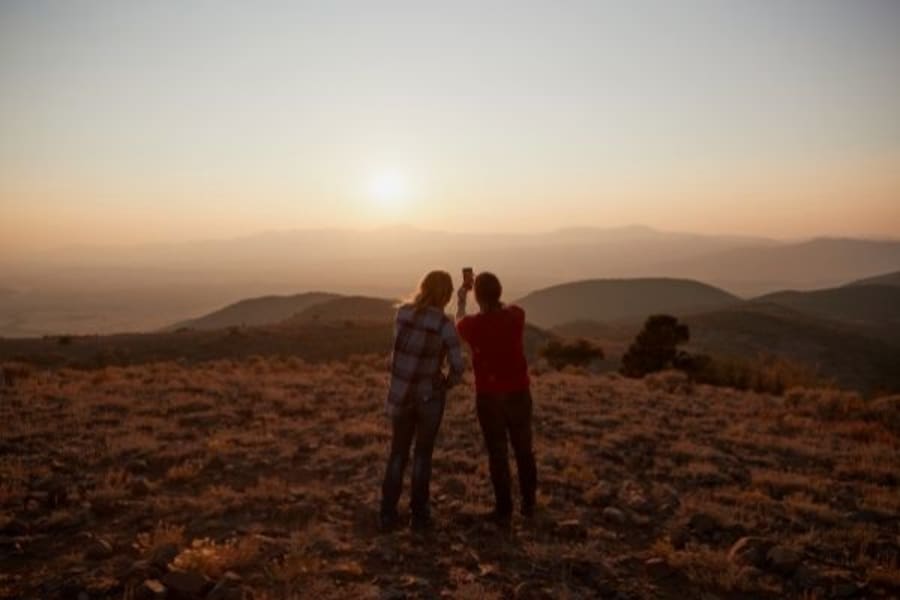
[
  {"xmin": 540, "ymin": 338, "xmax": 604, "ymax": 370},
  {"xmin": 686, "ymin": 353, "xmax": 823, "ymax": 395},
  {"xmin": 620, "ymin": 315, "xmax": 689, "ymax": 378}
]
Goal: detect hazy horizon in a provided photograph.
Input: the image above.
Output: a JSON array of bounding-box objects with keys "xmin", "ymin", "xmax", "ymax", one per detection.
[{"xmin": 3, "ymin": 0, "xmax": 900, "ymax": 256}]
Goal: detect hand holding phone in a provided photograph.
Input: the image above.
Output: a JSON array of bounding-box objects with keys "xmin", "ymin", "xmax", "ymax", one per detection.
[{"xmin": 462, "ymin": 267, "xmax": 474, "ymax": 291}]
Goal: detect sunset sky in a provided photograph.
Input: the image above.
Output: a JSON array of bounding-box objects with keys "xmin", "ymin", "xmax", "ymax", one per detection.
[{"xmin": 2, "ymin": 0, "xmax": 899, "ymax": 255}]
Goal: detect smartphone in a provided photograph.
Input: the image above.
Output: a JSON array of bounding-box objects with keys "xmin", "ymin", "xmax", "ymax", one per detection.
[{"xmin": 462, "ymin": 267, "xmax": 474, "ymax": 290}]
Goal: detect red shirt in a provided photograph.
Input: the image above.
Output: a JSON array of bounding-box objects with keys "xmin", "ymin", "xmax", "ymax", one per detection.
[{"xmin": 457, "ymin": 305, "xmax": 530, "ymax": 394}]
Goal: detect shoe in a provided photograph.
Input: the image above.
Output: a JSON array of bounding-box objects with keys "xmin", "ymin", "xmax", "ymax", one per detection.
[
  {"xmin": 410, "ymin": 513, "xmax": 434, "ymax": 533},
  {"xmin": 377, "ymin": 511, "xmax": 401, "ymax": 533}
]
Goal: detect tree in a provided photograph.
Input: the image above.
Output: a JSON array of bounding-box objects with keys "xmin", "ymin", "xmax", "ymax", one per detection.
[{"xmin": 620, "ymin": 315, "xmax": 690, "ymax": 378}]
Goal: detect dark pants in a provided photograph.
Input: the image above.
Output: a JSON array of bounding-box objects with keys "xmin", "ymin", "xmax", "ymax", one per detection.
[
  {"xmin": 380, "ymin": 394, "xmax": 446, "ymax": 519},
  {"xmin": 476, "ymin": 389, "xmax": 537, "ymax": 516}
]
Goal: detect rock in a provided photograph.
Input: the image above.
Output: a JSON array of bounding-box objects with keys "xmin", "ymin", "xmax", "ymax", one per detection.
[
  {"xmin": 137, "ymin": 579, "xmax": 167, "ymax": 600},
  {"xmin": 644, "ymin": 557, "xmax": 675, "ymax": 579},
  {"xmin": 727, "ymin": 536, "xmax": 773, "ymax": 568},
  {"xmin": 328, "ymin": 560, "xmax": 365, "ymax": 581},
  {"xmin": 601, "ymin": 507, "xmax": 626, "ymax": 525},
  {"xmin": 0, "ymin": 517, "xmax": 29, "ymax": 536},
  {"xmin": 128, "ymin": 459, "xmax": 149, "ymax": 474},
  {"xmin": 85, "ymin": 537, "xmax": 114, "ymax": 560},
  {"xmin": 792, "ymin": 564, "xmax": 822, "ymax": 589},
  {"xmin": 150, "ymin": 543, "xmax": 179, "ymax": 569},
  {"xmin": 162, "ymin": 570, "xmax": 210, "ymax": 598},
  {"xmin": 556, "ymin": 519, "xmax": 587, "ymax": 540},
  {"xmin": 206, "ymin": 577, "xmax": 242, "ymax": 600},
  {"xmin": 687, "ymin": 512, "xmax": 720, "ymax": 536},
  {"xmin": 441, "ymin": 477, "xmax": 467, "ymax": 497},
  {"xmin": 618, "ymin": 480, "xmax": 651, "ymax": 512},
  {"xmin": 766, "ymin": 545, "xmax": 802, "ymax": 575},
  {"xmin": 513, "ymin": 580, "xmax": 550, "ymax": 600},
  {"xmin": 670, "ymin": 527, "xmax": 689, "ymax": 550},
  {"xmin": 583, "ymin": 481, "xmax": 615, "ymax": 505},
  {"xmin": 122, "ymin": 559, "xmax": 157, "ymax": 581},
  {"xmin": 131, "ymin": 478, "xmax": 152, "ymax": 496}
]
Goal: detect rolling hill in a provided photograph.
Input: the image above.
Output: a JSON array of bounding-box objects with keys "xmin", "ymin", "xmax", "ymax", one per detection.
[
  {"xmin": 846, "ymin": 270, "xmax": 900, "ymax": 288},
  {"xmin": 167, "ymin": 292, "xmax": 340, "ymax": 331},
  {"xmin": 284, "ymin": 296, "xmax": 398, "ymax": 325},
  {"xmin": 515, "ymin": 278, "xmax": 739, "ymax": 328},
  {"xmin": 754, "ymin": 284, "xmax": 900, "ymax": 340},
  {"xmin": 682, "ymin": 303, "xmax": 900, "ymax": 394}
]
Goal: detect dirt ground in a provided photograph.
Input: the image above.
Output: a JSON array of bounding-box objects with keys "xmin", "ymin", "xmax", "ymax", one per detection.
[{"xmin": 1, "ymin": 356, "xmax": 898, "ymax": 599}]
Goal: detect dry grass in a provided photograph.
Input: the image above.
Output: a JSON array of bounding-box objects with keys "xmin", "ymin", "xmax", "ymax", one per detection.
[{"xmin": 0, "ymin": 356, "xmax": 898, "ymax": 599}]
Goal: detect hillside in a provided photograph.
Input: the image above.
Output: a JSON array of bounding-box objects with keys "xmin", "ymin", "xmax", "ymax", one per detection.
[
  {"xmin": 168, "ymin": 292, "xmax": 340, "ymax": 331},
  {"xmin": 1, "ymin": 357, "xmax": 897, "ymax": 599},
  {"xmin": 682, "ymin": 303, "xmax": 900, "ymax": 394},
  {"xmin": 846, "ymin": 270, "xmax": 900, "ymax": 288},
  {"xmin": 285, "ymin": 296, "xmax": 398, "ymax": 325},
  {"xmin": 515, "ymin": 278, "xmax": 738, "ymax": 328},
  {"xmin": 755, "ymin": 285, "xmax": 900, "ymax": 339}
]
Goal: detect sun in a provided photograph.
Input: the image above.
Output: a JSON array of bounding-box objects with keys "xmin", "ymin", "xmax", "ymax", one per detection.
[{"xmin": 368, "ymin": 169, "xmax": 410, "ymax": 211}]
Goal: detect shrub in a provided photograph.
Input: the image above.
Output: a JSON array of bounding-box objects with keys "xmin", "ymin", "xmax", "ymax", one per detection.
[
  {"xmin": 686, "ymin": 354, "xmax": 823, "ymax": 395},
  {"xmin": 620, "ymin": 315, "xmax": 689, "ymax": 378},
  {"xmin": 540, "ymin": 338, "xmax": 604, "ymax": 370}
]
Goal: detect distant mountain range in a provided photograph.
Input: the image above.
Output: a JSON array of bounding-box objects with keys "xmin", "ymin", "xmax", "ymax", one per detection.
[{"xmin": 2, "ymin": 225, "xmax": 898, "ymax": 337}]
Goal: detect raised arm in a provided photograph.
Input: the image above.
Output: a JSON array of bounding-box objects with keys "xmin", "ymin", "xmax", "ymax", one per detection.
[
  {"xmin": 455, "ymin": 285, "xmax": 468, "ymax": 321},
  {"xmin": 440, "ymin": 317, "xmax": 465, "ymax": 388}
]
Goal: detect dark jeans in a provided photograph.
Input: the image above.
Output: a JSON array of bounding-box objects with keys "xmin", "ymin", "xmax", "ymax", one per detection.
[
  {"xmin": 380, "ymin": 393, "xmax": 446, "ymax": 519},
  {"xmin": 476, "ymin": 389, "xmax": 537, "ymax": 516}
]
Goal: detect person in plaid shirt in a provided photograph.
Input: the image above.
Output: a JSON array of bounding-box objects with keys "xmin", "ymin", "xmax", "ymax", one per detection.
[{"xmin": 380, "ymin": 270, "xmax": 464, "ymax": 532}]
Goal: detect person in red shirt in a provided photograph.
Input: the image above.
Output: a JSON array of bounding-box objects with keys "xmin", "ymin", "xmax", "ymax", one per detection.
[{"xmin": 456, "ymin": 271, "xmax": 537, "ymax": 524}]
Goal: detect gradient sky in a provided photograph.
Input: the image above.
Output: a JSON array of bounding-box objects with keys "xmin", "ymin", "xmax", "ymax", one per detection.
[{"xmin": 2, "ymin": 0, "xmax": 899, "ymax": 254}]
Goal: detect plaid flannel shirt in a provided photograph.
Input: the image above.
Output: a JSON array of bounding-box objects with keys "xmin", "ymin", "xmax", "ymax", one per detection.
[{"xmin": 386, "ymin": 304, "xmax": 464, "ymax": 413}]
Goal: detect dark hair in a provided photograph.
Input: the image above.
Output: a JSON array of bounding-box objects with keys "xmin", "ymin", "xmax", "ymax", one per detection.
[{"xmin": 474, "ymin": 272, "xmax": 503, "ymax": 310}]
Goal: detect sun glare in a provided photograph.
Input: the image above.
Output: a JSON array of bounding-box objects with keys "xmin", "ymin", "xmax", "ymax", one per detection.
[{"xmin": 369, "ymin": 169, "xmax": 410, "ymax": 211}]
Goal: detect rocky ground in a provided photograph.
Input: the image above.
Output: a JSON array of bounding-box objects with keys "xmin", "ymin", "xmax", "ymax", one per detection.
[{"xmin": 1, "ymin": 356, "xmax": 898, "ymax": 599}]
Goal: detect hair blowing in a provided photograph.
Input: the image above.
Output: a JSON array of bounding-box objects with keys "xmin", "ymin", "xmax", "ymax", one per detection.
[{"xmin": 412, "ymin": 270, "xmax": 454, "ymax": 310}]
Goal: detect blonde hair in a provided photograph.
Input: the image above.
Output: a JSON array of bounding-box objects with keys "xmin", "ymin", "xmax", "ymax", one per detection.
[{"xmin": 410, "ymin": 270, "xmax": 454, "ymax": 311}]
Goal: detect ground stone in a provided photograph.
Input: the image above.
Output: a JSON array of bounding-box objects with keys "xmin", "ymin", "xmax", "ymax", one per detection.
[
  {"xmin": 601, "ymin": 506, "xmax": 626, "ymax": 525},
  {"xmin": 137, "ymin": 579, "xmax": 167, "ymax": 600},
  {"xmin": 728, "ymin": 536, "xmax": 773, "ymax": 568},
  {"xmin": 85, "ymin": 537, "xmax": 114, "ymax": 560},
  {"xmin": 130, "ymin": 477, "xmax": 152, "ymax": 496},
  {"xmin": 766, "ymin": 545, "xmax": 802, "ymax": 575},
  {"xmin": 150, "ymin": 543, "xmax": 179, "ymax": 569},
  {"xmin": 162, "ymin": 570, "xmax": 209, "ymax": 598}
]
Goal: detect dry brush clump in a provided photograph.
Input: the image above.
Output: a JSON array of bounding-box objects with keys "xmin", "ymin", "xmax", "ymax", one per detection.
[{"xmin": 0, "ymin": 355, "xmax": 898, "ymax": 599}]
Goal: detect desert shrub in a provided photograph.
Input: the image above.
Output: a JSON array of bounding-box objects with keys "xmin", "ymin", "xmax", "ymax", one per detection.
[
  {"xmin": 620, "ymin": 315, "xmax": 689, "ymax": 378},
  {"xmin": 685, "ymin": 353, "xmax": 822, "ymax": 395},
  {"xmin": 172, "ymin": 536, "xmax": 260, "ymax": 578},
  {"xmin": 540, "ymin": 338, "xmax": 604, "ymax": 370},
  {"xmin": 57, "ymin": 335, "xmax": 73, "ymax": 346},
  {"xmin": 1, "ymin": 362, "xmax": 34, "ymax": 387},
  {"xmin": 783, "ymin": 387, "xmax": 865, "ymax": 420},
  {"xmin": 645, "ymin": 369, "xmax": 693, "ymax": 394},
  {"xmin": 866, "ymin": 394, "xmax": 900, "ymax": 434}
]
